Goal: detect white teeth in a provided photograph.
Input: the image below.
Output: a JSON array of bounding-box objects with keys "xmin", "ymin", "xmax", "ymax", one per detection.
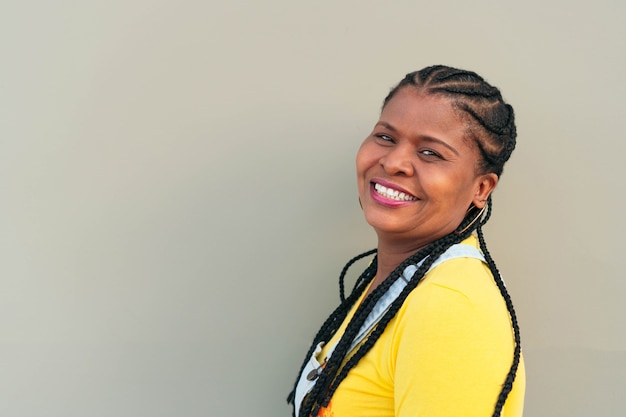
[{"xmin": 374, "ymin": 183, "xmax": 417, "ymax": 201}]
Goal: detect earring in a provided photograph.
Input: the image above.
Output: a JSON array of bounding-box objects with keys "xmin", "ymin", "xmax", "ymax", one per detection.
[{"xmin": 455, "ymin": 204, "xmax": 487, "ymax": 235}]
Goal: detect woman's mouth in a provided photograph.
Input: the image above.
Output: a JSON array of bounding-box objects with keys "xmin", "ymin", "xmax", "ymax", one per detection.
[{"xmin": 372, "ymin": 182, "xmax": 418, "ymax": 202}]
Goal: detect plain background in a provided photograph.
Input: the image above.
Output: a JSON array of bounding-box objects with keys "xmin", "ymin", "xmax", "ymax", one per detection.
[{"xmin": 2, "ymin": 1, "xmax": 625, "ymax": 416}]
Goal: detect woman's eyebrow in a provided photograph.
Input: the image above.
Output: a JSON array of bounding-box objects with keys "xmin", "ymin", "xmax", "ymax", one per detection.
[
  {"xmin": 420, "ymin": 136, "xmax": 460, "ymax": 156},
  {"xmin": 375, "ymin": 121, "xmax": 398, "ymax": 132}
]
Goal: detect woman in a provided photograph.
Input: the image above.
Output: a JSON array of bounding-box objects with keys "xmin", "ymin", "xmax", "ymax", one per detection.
[{"xmin": 288, "ymin": 65, "xmax": 525, "ymax": 417}]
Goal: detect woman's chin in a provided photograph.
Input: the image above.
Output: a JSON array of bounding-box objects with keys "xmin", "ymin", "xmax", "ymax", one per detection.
[{"xmin": 364, "ymin": 214, "xmax": 414, "ymax": 237}]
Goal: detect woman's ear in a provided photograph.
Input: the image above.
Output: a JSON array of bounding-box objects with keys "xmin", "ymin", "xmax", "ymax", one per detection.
[{"xmin": 472, "ymin": 173, "xmax": 498, "ymax": 208}]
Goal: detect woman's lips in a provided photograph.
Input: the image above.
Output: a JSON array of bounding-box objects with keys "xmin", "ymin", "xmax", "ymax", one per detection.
[{"xmin": 369, "ymin": 180, "xmax": 418, "ymax": 207}]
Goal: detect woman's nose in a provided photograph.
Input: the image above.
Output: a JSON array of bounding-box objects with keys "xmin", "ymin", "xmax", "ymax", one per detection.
[{"xmin": 379, "ymin": 144, "xmax": 415, "ymax": 176}]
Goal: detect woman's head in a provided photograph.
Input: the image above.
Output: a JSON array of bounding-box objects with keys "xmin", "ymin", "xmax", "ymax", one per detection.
[
  {"xmin": 356, "ymin": 65, "xmax": 516, "ymax": 245},
  {"xmin": 383, "ymin": 65, "xmax": 517, "ymax": 177},
  {"xmin": 356, "ymin": 89, "xmax": 497, "ymax": 246}
]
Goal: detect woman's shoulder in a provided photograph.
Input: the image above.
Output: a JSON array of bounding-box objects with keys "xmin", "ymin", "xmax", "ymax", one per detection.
[
  {"xmin": 419, "ymin": 236, "xmax": 500, "ymax": 300},
  {"xmin": 388, "ymin": 238, "xmax": 514, "ymax": 348},
  {"xmin": 423, "ymin": 252, "xmax": 494, "ymax": 298}
]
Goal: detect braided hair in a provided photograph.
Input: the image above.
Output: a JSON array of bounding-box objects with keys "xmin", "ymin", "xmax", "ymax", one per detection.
[{"xmin": 287, "ymin": 65, "xmax": 520, "ymax": 417}]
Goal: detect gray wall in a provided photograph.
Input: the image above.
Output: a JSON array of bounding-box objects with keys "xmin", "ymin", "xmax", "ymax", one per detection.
[{"xmin": 2, "ymin": 1, "xmax": 624, "ymax": 416}]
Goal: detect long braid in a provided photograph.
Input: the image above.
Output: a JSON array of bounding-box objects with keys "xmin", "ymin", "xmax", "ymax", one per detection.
[
  {"xmin": 301, "ymin": 238, "xmax": 436, "ymax": 415},
  {"xmin": 289, "ymin": 65, "xmax": 520, "ymax": 417},
  {"xmin": 477, "ymin": 198, "xmax": 522, "ymax": 417},
  {"xmin": 338, "ymin": 249, "xmax": 377, "ymax": 303},
  {"xmin": 286, "ymin": 252, "xmax": 377, "ymax": 409}
]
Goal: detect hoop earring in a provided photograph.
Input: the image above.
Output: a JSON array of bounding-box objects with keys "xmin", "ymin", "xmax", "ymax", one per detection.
[{"xmin": 455, "ymin": 204, "xmax": 487, "ymax": 235}]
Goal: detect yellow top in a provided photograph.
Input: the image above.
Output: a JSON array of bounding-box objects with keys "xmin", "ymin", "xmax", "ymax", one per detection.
[{"xmin": 316, "ymin": 236, "xmax": 525, "ymax": 417}]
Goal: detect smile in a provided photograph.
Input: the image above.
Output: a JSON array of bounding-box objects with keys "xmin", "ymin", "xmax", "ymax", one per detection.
[{"xmin": 373, "ymin": 183, "xmax": 418, "ymax": 201}]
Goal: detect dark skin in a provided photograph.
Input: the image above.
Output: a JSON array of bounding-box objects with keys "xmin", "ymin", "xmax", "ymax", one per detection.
[{"xmin": 355, "ymin": 89, "xmax": 498, "ymax": 297}]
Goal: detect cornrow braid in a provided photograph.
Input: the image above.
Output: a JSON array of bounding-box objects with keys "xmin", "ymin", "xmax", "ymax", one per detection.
[{"xmin": 288, "ymin": 65, "xmax": 520, "ymax": 417}]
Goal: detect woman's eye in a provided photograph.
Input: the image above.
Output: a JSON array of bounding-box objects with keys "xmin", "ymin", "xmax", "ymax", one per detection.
[
  {"xmin": 419, "ymin": 149, "xmax": 443, "ymax": 159},
  {"xmin": 376, "ymin": 134, "xmax": 394, "ymax": 142}
]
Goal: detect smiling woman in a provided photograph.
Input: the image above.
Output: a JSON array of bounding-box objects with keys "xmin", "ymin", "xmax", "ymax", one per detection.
[
  {"xmin": 287, "ymin": 65, "xmax": 524, "ymax": 417},
  {"xmin": 357, "ymin": 90, "xmax": 498, "ymax": 265}
]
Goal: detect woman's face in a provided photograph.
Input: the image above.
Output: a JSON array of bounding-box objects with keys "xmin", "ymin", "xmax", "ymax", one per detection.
[{"xmin": 356, "ymin": 88, "xmax": 497, "ymax": 247}]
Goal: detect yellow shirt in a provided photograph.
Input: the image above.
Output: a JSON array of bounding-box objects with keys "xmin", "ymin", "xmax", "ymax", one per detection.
[{"xmin": 316, "ymin": 236, "xmax": 525, "ymax": 417}]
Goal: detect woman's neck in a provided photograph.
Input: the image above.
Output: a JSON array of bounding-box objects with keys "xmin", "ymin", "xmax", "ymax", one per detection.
[{"xmin": 363, "ymin": 239, "xmax": 428, "ymax": 298}]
